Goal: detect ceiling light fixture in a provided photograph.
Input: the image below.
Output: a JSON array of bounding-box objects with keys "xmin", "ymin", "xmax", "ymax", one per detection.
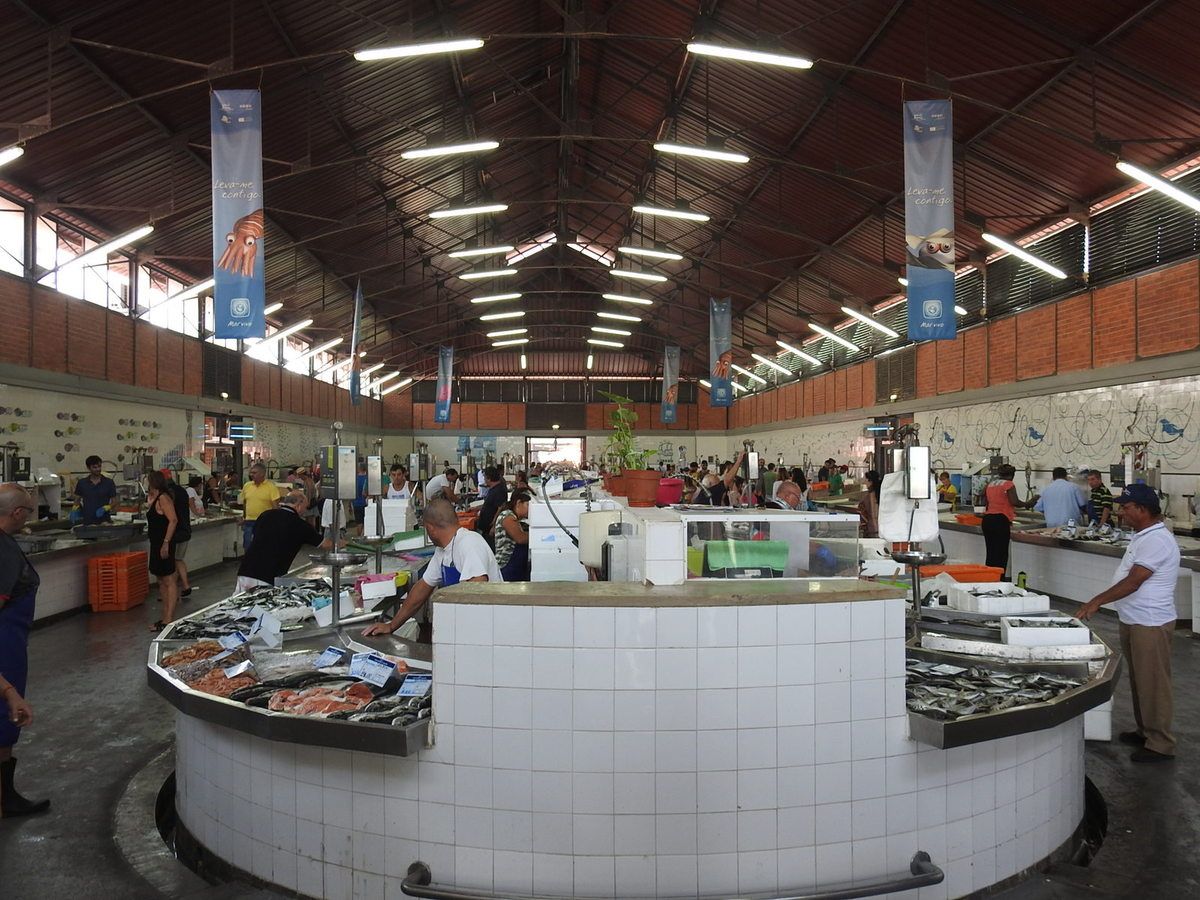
[
  {"xmin": 752, "ymin": 352, "xmax": 792, "ymax": 376},
  {"xmin": 610, "ymin": 269, "xmax": 668, "ymax": 283},
  {"xmin": 954, "ymin": 305, "xmax": 967, "ymax": 316},
  {"xmin": 288, "ymin": 337, "xmax": 343, "ymax": 368},
  {"xmin": 602, "ymin": 292, "xmax": 654, "ymax": 306},
  {"xmin": 263, "ymin": 301, "xmax": 284, "ymax": 316},
  {"xmin": 586, "ymin": 354, "xmax": 594, "ymax": 370},
  {"xmin": 731, "ymin": 380, "xmax": 747, "ymax": 393},
  {"xmin": 587, "ymin": 338, "xmax": 623, "ymax": 348},
  {"xmin": 686, "ymin": 41, "xmax": 813, "ymax": 70},
  {"xmin": 486, "ymin": 328, "xmax": 527, "ymax": 338},
  {"xmin": 597, "ymin": 311, "xmax": 641, "ymax": 322},
  {"xmin": 809, "ymin": 322, "xmax": 861, "ymax": 351},
  {"xmin": 509, "ymin": 235, "xmax": 556, "ymax": 264},
  {"xmin": 617, "ymin": 243, "xmax": 683, "ymax": 261},
  {"xmin": 459, "ymin": 267, "xmax": 518, "ymax": 280},
  {"xmin": 653, "ymin": 141, "xmax": 749, "ymax": 164},
  {"xmin": 0, "ymin": 146, "xmax": 25, "ymax": 168},
  {"xmin": 632, "ymin": 203, "xmax": 710, "ymax": 222},
  {"xmin": 62, "ymin": 224, "xmax": 154, "ymax": 269},
  {"xmin": 402, "ymin": 139, "xmax": 498, "ymax": 160},
  {"xmin": 981, "ymin": 232, "xmax": 1068, "ymax": 279},
  {"xmin": 699, "ymin": 379, "xmax": 712, "ymax": 388},
  {"xmin": 520, "ymin": 354, "xmax": 527, "ymax": 370},
  {"xmin": 428, "ymin": 202, "xmax": 507, "ymax": 220},
  {"xmin": 1116, "ymin": 159, "xmax": 1200, "ymax": 213},
  {"xmin": 361, "ymin": 362, "xmax": 385, "ymax": 377},
  {"xmin": 353, "ymin": 38, "xmax": 484, "ymax": 61},
  {"xmin": 380, "ymin": 377, "xmax": 414, "ymax": 396},
  {"xmin": 242, "ymin": 318, "xmax": 314, "ymax": 355},
  {"xmin": 731, "ymin": 363, "xmax": 767, "ymax": 384},
  {"xmin": 479, "ymin": 310, "xmax": 525, "ymax": 321},
  {"xmin": 364, "ymin": 371, "xmax": 401, "ymax": 392},
  {"xmin": 898, "ymin": 276, "xmax": 909, "ymax": 287},
  {"xmin": 449, "ymin": 243, "xmax": 515, "ymax": 259},
  {"xmin": 492, "ymin": 337, "xmax": 528, "ymax": 347},
  {"xmin": 567, "ymin": 242, "xmax": 614, "ymax": 266},
  {"xmin": 776, "ymin": 339, "xmax": 822, "ymax": 366},
  {"xmin": 840, "ymin": 306, "xmax": 899, "ymax": 338},
  {"xmin": 471, "ymin": 292, "xmax": 522, "ymax": 304},
  {"xmin": 591, "ymin": 326, "xmax": 631, "ymax": 337},
  {"xmin": 168, "ymin": 278, "xmax": 215, "ymax": 301}
]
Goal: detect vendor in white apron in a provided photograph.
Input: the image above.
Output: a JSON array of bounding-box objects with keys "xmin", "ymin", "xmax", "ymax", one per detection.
[{"xmin": 362, "ymin": 497, "xmax": 502, "ymax": 641}]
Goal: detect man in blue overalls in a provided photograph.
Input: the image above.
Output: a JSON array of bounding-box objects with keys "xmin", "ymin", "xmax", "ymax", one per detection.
[
  {"xmin": 362, "ymin": 498, "xmax": 502, "ymax": 641},
  {"xmin": 0, "ymin": 483, "xmax": 49, "ymax": 817}
]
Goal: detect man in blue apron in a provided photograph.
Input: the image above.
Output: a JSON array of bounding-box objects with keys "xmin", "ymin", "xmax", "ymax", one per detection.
[
  {"xmin": 362, "ymin": 498, "xmax": 502, "ymax": 640},
  {"xmin": 0, "ymin": 484, "xmax": 50, "ymax": 816}
]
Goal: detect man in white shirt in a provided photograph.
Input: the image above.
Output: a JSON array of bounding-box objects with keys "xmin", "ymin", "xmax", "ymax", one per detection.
[
  {"xmin": 425, "ymin": 468, "xmax": 459, "ymax": 503},
  {"xmin": 362, "ymin": 498, "xmax": 501, "ymax": 640},
  {"xmin": 1078, "ymin": 484, "xmax": 1178, "ymax": 762},
  {"xmin": 386, "ymin": 464, "xmax": 413, "ymax": 501}
]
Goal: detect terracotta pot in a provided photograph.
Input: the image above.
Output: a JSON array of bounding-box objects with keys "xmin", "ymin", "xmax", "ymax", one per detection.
[
  {"xmin": 623, "ymin": 469, "xmax": 661, "ymax": 508},
  {"xmin": 605, "ymin": 473, "xmax": 627, "ymax": 496}
]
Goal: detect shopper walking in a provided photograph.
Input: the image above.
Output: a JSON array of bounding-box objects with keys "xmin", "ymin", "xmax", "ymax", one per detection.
[
  {"xmin": 146, "ymin": 471, "xmax": 180, "ymax": 632},
  {"xmin": 857, "ymin": 471, "xmax": 882, "ymax": 537},
  {"xmin": 1078, "ymin": 484, "xmax": 1179, "ymax": 762},
  {"xmin": 239, "ymin": 462, "xmax": 281, "ymax": 551},
  {"xmin": 0, "ymin": 483, "xmax": 49, "ymax": 816},
  {"xmin": 981, "ymin": 464, "xmax": 1038, "ymax": 577}
]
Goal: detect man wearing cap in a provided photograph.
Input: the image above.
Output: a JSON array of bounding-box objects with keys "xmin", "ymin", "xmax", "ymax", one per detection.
[{"xmin": 1078, "ymin": 484, "xmax": 1179, "ymax": 763}]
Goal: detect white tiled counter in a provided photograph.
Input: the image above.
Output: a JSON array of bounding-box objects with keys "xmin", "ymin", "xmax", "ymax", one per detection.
[{"xmin": 173, "ymin": 579, "xmax": 1090, "ymax": 900}]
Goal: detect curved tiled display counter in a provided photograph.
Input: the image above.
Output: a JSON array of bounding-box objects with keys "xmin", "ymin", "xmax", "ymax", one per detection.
[{"xmin": 166, "ymin": 579, "xmax": 1103, "ymax": 899}]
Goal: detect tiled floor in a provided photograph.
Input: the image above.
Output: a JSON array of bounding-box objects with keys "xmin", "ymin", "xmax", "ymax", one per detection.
[{"xmin": 1, "ymin": 566, "xmax": 1197, "ymax": 899}]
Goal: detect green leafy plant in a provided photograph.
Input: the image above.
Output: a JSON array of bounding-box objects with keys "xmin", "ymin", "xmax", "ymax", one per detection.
[{"xmin": 599, "ymin": 391, "xmax": 650, "ymax": 471}]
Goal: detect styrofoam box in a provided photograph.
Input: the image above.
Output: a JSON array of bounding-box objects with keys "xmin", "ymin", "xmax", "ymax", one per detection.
[
  {"xmin": 947, "ymin": 582, "xmax": 1051, "ymax": 615},
  {"xmin": 1000, "ymin": 616, "xmax": 1090, "ymax": 647},
  {"xmin": 359, "ymin": 578, "xmax": 397, "ymax": 601}
]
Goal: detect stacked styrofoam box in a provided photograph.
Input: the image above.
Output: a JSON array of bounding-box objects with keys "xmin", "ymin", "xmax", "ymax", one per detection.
[
  {"xmin": 1000, "ymin": 616, "xmax": 1090, "ymax": 647},
  {"xmin": 947, "ymin": 583, "xmax": 1051, "ymax": 615}
]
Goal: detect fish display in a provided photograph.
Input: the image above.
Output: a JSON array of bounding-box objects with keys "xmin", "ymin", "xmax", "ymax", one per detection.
[
  {"xmin": 268, "ymin": 682, "xmax": 375, "ymax": 717},
  {"xmin": 186, "ymin": 669, "xmax": 259, "ymax": 698},
  {"xmin": 906, "ymin": 660, "xmax": 1084, "ymax": 720},
  {"xmin": 161, "ymin": 640, "xmax": 224, "ymax": 667},
  {"xmin": 168, "ymin": 580, "xmax": 331, "ymax": 639},
  {"xmin": 1004, "ymin": 618, "xmax": 1082, "ymax": 628}
]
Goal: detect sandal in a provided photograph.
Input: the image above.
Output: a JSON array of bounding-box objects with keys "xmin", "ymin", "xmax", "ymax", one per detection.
[{"xmin": 149, "ymin": 620, "xmax": 165, "ymax": 632}]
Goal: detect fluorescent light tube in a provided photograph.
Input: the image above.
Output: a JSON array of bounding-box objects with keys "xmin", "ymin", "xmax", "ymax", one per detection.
[
  {"xmin": 602, "ymin": 293, "xmax": 654, "ymax": 306},
  {"xmin": 731, "ymin": 363, "xmax": 767, "ymax": 384},
  {"xmin": 62, "ymin": 224, "xmax": 154, "ymax": 268},
  {"xmin": 449, "ymin": 244, "xmax": 514, "ymax": 259},
  {"xmin": 169, "ymin": 278, "xmax": 215, "ymax": 301},
  {"xmin": 587, "ymin": 338, "xmax": 623, "ymax": 348},
  {"xmin": 653, "ymin": 141, "xmax": 749, "ymax": 164},
  {"xmin": 471, "ymin": 292, "xmax": 522, "ymax": 303},
  {"xmin": 841, "ymin": 306, "xmax": 899, "ymax": 338},
  {"xmin": 243, "ymin": 318, "xmax": 314, "ymax": 354},
  {"xmin": 617, "ymin": 244, "xmax": 683, "ymax": 261},
  {"xmin": 0, "ymin": 146, "xmax": 24, "ymax": 168},
  {"xmin": 699, "ymin": 379, "xmax": 711, "ymax": 388},
  {"xmin": 898, "ymin": 276, "xmax": 909, "ymax": 287},
  {"xmin": 492, "ymin": 337, "xmax": 528, "ymax": 347},
  {"xmin": 591, "ymin": 326, "xmax": 631, "ymax": 336},
  {"xmin": 1116, "ymin": 160, "xmax": 1200, "ymax": 214},
  {"xmin": 731, "ymin": 380, "xmax": 747, "ymax": 393},
  {"xmin": 429, "ymin": 202, "xmax": 507, "ymax": 219},
  {"xmin": 263, "ymin": 301, "xmax": 284, "ymax": 315},
  {"xmin": 632, "ymin": 203, "xmax": 709, "ymax": 222},
  {"xmin": 809, "ymin": 322, "xmax": 860, "ymax": 351},
  {"xmin": 380, "ymin": 377, "xmax": 413, "ymax": 396},
  {"xmin": 586, "ymin": 354, "xmax": 594, "ymax": 370},
  {"xmin": 520, "ymin": 354, "xmax": 527, "ymax": 370},
  {"xmin": 288, "ymin": 337, "xmax": 343, "ymax": 368},
  {"xmin": 365, "ymin": 371, "xmax": 400, "ymax": 390},
  {"xmin": 486, "ymin": 328, "xmax": 527, "ymax": 338},
  {"xmin": 597, "ymin": 311, "xmax": 641, "ymax": 322},
  {"xmin": 955, "ymin": 305, "xmax": 967, "ymax": 316},
  {"xmin": 509, "ymin": 235, "xmax": 556, "ymax": 264},
  {"xmin": 354, "ymin": 38, "xmax": 484, "ymax": 61},
  {"xmin": 361, "ymin": 362, "xmax": 385, "ymax": 377},
  {"xmin": 479, "ymin": 310, "xmax": 525, "ymax": 321},
  {"xmin": 776, "ymin": 339, "xmax": 822, "ymax": 366},
  {"xmin": 567, "ymin": 242, "xmax": 613, "ymax": 266},
  {"xmin": 981, "ymin": 232, "xmax": 1068, "ymax": 279},
  {"xmin": 686, "ymin": 41, "xmax": 813, "ymax": 69},
  {"xmin": 752, "ymin": 352, "xmax": 792, "ymax": 375},
  {"xmin": 610, "ymin": 269, "xmax": 667, "ymax": 283},
  {"xmin": 460, "ymin": 267, "xmax": 518, "ymax": 280},
  {"xmin": 402, "ymin": 140, "xmax": 498, "ymax": 160}
]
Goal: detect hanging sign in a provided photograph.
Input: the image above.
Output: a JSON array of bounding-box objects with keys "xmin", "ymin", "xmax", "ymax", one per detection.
[
  {"xmin": 661, "ymin": 345, "xmax": 680, "ymax": 424},
  {"xmin": 903, "ymin": 99, "xmax": 957, "ymax": 340},
  {"xmin": 708, "ymin": 299, "xmax": 733, "ymax": 408},
  {"xmin": 349, "ymin": 281, "xmax": 364, "ymax": 405},
  {"xmin": 434, "ymin": 346, "xmax": 454, "ymax": 424},
  {"xmin": 211, "ymin": 89, "xmax": 265, "ymax": 339}
]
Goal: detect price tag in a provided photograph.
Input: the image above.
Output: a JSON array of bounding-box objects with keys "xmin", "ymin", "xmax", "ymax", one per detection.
[
  {"xmin": 210, "ymin": 648, "xmax": 234, "ymax": 663},
  {"xmin": 396, "ymin": 673, "xmax": 432, "ymax": 697},
  {"xmin": 314, "ymin": 646, "xmax": 346, "ymax": 668},
  {"xmin": 349, "ymin": 652, "xmax": 396, "ymax": 688},
  {"xmin": 223, "ymin": 659, "xmax": 254, "ymax": 678},
  {"xmin": 219, "ymin": 631, "xmax": 249, "ymax": 650},
  {"xmin": 249, "ymin": 611, "xmax": 281, "ymax": 638}
]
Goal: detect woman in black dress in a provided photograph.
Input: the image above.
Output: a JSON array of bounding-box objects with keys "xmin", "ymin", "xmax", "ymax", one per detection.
[{"xmin": 146, "ymin": 471, "xmax": 180, "ymax": 632}]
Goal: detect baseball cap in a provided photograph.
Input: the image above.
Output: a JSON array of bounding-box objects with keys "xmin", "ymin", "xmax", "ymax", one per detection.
[{"xmin": 1113, "ymin": 483, "xmax": 1160, "ymax": 513}]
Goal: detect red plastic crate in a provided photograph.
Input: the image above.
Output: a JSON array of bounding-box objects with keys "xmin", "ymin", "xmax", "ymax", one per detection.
[{"xmin": 88, "ymin": 551, "xmax": 150, "ymax": 612}]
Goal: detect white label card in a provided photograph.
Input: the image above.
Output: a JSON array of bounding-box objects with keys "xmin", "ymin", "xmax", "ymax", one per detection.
[
  {"xmin": 349, "ymin": 652, "xmax": 395, "ymax": 687},
  {"xmin": 396, "ymin": 673, "xmax": 432, "ymax": 697},
  {"xmin": 223, "ymin": 659, "xmax": 254, "ymax": 678},
  {"xmin": 219, "ymin": 631, "xmax": 249, "ymax": 650},
  {"xmin": 314, "ymin": 646, "xmax": 346, "ymax": 668}
]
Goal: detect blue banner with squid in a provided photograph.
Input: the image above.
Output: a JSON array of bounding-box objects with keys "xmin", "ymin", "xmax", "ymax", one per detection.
[
  {"xmin": 708, "ymin": 299, "xmax": 733, "ymax": 407},
  {"xmin": 211, "ymin": 89, "xmax": 265, "ymax": 339},
  {"xmin": 661, "ymin": 345, "xmax": 680, "ymax": 424},
  {"xmin": 903, "ymin": 99, "xmax": 956, "ymax": 340},
  {"xmin": 435, "ymin": 346, "xmax": 454, "ymax": 424}
]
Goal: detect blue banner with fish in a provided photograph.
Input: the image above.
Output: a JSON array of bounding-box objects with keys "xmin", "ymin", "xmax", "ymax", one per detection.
[
  {"xmin": 661, "ymin": 345, "xmax": 680, "ymax": 424},
  {"xmin": 903, "ymin": 99, "xmax": 956, "ymax": 341},
  {"xmin": 434, "ymin": 345, "xmax": 454, "ymax": 424},
  {"xmin": 708, "ymin": 299, "xmax": 733, "ymax": 408},
  {"xmin": 211, "ymin": 90, "xmax": 265, "ymax": 339}
]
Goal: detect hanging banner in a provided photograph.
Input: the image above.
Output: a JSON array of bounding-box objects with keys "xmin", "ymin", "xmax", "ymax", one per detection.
[
  {"xmin": 708, "ymin": 298, "xmax": 733, "ymax": 408},
  {"xmin": 903, "ymin": 99, "xmax": 956, "ymax": 341},
  {"xmin": 661, "ymin": 345, "xmax": 680, "ymax": 424},
  {"xmin": 434, "ymin": 346, "xmax": 454, "ymax": 424},
  {"xmin": 211, "ymin": 90, "xmax": 265, "ymax": 339},
  {"xmin": 348, "ymin": 281, "xmax": 364, "ymax": 405}
]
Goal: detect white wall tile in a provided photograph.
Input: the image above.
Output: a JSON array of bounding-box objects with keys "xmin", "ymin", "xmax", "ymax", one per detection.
[
  {"xmin": 614, "ymin": 607, "xmax": 656, "ymax": 648},
  {"xmin": 573, "ymin": 731, "xmax": 615, "ymax": 773},
  {"xmin": 455, "ymin": 725, "xmax": 493, "ymax": 768},
  {"xmin": 737, "ymin": 727, "xmax": 777, "ymax": 770},
  {"xmin": 573, "ymin": 690, "xmax": 616, "ymax": 733},
  {"xmin": 493, "ymin": 645, "xmax": 532, "ymax": 688},
  {"xmin": 656, "ymin": 690, "xmax": 697, "ymax": 731},
  {"xmin": 814, "ymin": 841, "xmax": 853, "ymax": 888},
  {"xmin": 696, "ymin": 647, "xmax": 738, "ymax": 688},
  {"xmin": 738, "ymin": 769, "xmax": 777, "ymax": 811},
  {"xmin": 492, "ymin": 729, "xmax": 532, "ymax": 772},
  {"xmin": 614, "ymin": 648, "xmax": 656, "ymax": 691},
  {"xmin": 352, "ymin": 831, "xmax": 386, "ymax": 875},
  {"xmin": 740, "ymin": 849, "xmax": 780, "ymax": 894},
  {"xmin": 814, "ymin": 682, "xmax": 851, "ymax": 724},
  {"xmin": 655, "ymin": 731, "xmax": 698, "ymax": 773},
  {"xmin": 852, "ymin": 678, "xmax": 886, "ymax": 720},
  {"xmin": 574, "ymin": 649, "xmax": 616, "ymax": 690},
  {"xmin": 352, "ymin": 792, "xmax": 385, "ymax": 833},
  {"xmin": 493, "ymin": 849, "xmax": 534, "ymax": 894},
  {"xmin": 738, "ymin": 646, "xmax": 778, "ymax": 688},
  {"xmin": 656, "ymin": 854, "xmax": 698, "ymax": 896},
  {"xmin": 531, "ymin": 647, "xmax": 573, "ymax": 688},
  {"xmin": 384, "ymin": 798, "xmax": 418, "ymax": 840},
  {"xmin": 778, "ymin": 765, "xmax": 816, "ymax": 808},
  {"xmin": 697, "ymin": 811, "xmax": 737, "ymax": 854},
  {"xmin": 886, "ymin": 753, "xmax": 918, "ymax": 796},
  {"xmin": 324, "ymin": 824, "xmax": 353, "ymax": 867},
  {"xmin": 323, "ymin": 787, "xmax": 353, "ymax": 829},
  {"xmin": 323, "ymin": 861, "xmax": 352, "ymax": 900},
  {"xmin": 614, "ymin": 773, "xmax": 655, "ymax": 814},
  {"xmin": 778, "ymin": 603, "xmax": 816, "ymax": 645},
  {"xmin": 813, "ymin": 762, "xmax": 851, "ymax": 804},
  {"xmin": 615, "ymin": 854, "xmax": 657, "ymax": 897},
  {"xmin": 614, "ymin": 731, "xmax": 656, "ymax": 772},
  {"xmin": 814, "ymin": 602, "xmax": 852, "ymax": 643},
  {"xmin": 697, "ymin": 729, "xmax": 737, "ymax": 772},
  {"xmin": 574, "ymin": 855, "xmax": 616, "ymax": 897},
  {"xmin": 738, "ymin": 606, "xmax": 777, "ymax": 646},
  {"xmin": 574, "ymin": 773, "xmax": 615, "ymax": 814},
  {"xmin": 884, "ymin": 598, "xmax": 907, "ymax": 639},
  {"xmin": 737, "ymin": 686, "xmax": 778, "ymax": 728},
  {"xmin": 778, "ymin": 684, "xmax": 816, "ymax": 727},
  {"xmin": 493, "ymin": 606, "xmax": 532, "ymax": 646},
  {"xmin": 851, "ymin": 601, "xmax": 887, "ymax": 641},
  {"xmin": 657, "ymin": 607, "xmax": 698, "ymax": 647},
  {"xmin": 493, "ymin": 769, "xmax": 532, "ymax": 812},
  {"xmin": 851, "ymin": 718, "xmax": 886, "ymax": 760},
  {"xmin": 917, "ymin": 786, "xmax": 946, "ymax": 830},
  {"xmin": 454, "ymin": 766, "xmax": 493, "ymax": 810},
  {"xmin": 738, "ymin": 809, "xmax": 777, "ymax": 852},
  {"xmin": 455, "ymin": 846, "xmax": 494, "ymax": 890},
  {"xmin": 532, "ymin": 852, "xmax": 574, "ymax": 894},
  {"xmin": 531, "ymin": 731, "xmax": 573, "ymax": 773},
  {"xmin": 455, "ymin": 686, "xmax": 493, "ymax": 728},
  {"xmin": 574, "ymin": 607, "xmax": 616, "ymax": 648},
  {"xmin": 531, "ymin": 771, "xmax": 573, "ymax": 813},
  {"xmin": 456, "ymin": 606, "xmax": 494, "ymax": 646},
  {"xmin": 614, "ymin": 691, "xmax": 656, "ymax": 731},
  {"xmin": 656, "ymin": 648, "xmax": 697, "ymax": 690},
  {"xmin": 532, "ymin": 811, "xmax": 573, "ymax": 853},
  {"xmin": 778, "ymin": 644, "xmax": 816, "ymax": 686},
  {"xmin": 656, "ymin": 772, "xmax": 698, "ymax": 814},
  {"xmin": 531, "ymin": 689, "xmax": 572, "ymax": 730},
  {"xmin": 455, "ymin": 644, "xmax": 493, "ymax": 686},
  {"xmin": 574, "ymin": 813, "xmax": 615, "ymax": 854},
  {"xmin": 656, "ymin": 812, "xmax": 698, "ymax": 854},
  {"xmin": 850, "ymin": 639, "xmax": 886, "ymax": 680},
  {"xmin": 698, "ymin": 607, "xmax": 738, "ymax": 647},
  {"xmin": 815, "ymin": 801, "xmax": 851, "ymax": 845},
  {"xmin": 698, "ymin": 770, "xmax": 737, "ymax": 812},
  {"xmin": 493, "ymin": 688, "xmax": 532, "ymax": 730},
  {"xmin": 851, "ymin": 798, "xmax": 887, "ymax": 840},
  {"xmin": 532, "ymin": 607, "xmax": 573, "ymax": 647},
  {"xmin": 814, "ymin": 722, "xmax": 851, "ymax": 765}
]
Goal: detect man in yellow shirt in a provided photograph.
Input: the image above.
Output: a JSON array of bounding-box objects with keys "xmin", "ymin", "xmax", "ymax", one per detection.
[{"xmin": 239, "ymin": 462, "xmax": 281, "ymax": 551}]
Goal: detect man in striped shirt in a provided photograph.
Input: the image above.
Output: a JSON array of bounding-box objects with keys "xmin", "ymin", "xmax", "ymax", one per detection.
[{"xmin": 1086, "ymin": 469, "xmax": 1114, "ymax": 526}]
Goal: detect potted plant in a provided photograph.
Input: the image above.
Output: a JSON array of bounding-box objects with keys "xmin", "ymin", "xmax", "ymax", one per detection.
[{"xmin": 599, "ymin": 391, "xmax": 659, "ymax": 507}]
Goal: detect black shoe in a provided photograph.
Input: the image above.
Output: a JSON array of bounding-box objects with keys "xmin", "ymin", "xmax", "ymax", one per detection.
[
  {"xmin": 1118, "ymin": 731, "xmax": 1146, "ymax": 746},
  {"xmin": 0, "ymin": 758, "xmax": 50, "ymax": 817},
  {"xmin": 1131, "ymin": 748, "xmax": 1174, "ymax": 764},
  {"xmin": 181, "ymin": 588, "xmax": 192, "ymax": 598}
]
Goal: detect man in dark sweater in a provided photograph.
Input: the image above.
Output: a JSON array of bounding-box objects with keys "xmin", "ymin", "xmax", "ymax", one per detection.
[
  {"xmin": 235, "ymin": 491, "xmax": 335, "ymax": 592},
  {"xmin": 477, "ymin": 466, "xmax": 509, "ymax": 547}
]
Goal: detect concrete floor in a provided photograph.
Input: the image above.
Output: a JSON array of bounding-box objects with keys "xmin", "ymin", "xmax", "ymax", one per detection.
[{"xmin": 1, "ymin": 563, "xmax": 1197, "ymax": 899}]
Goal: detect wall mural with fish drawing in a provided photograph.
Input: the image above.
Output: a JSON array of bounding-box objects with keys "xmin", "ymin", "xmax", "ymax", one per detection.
[{"xmin": 735, "ymin": 372, "xmax": 1200, "ymax": 498}]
